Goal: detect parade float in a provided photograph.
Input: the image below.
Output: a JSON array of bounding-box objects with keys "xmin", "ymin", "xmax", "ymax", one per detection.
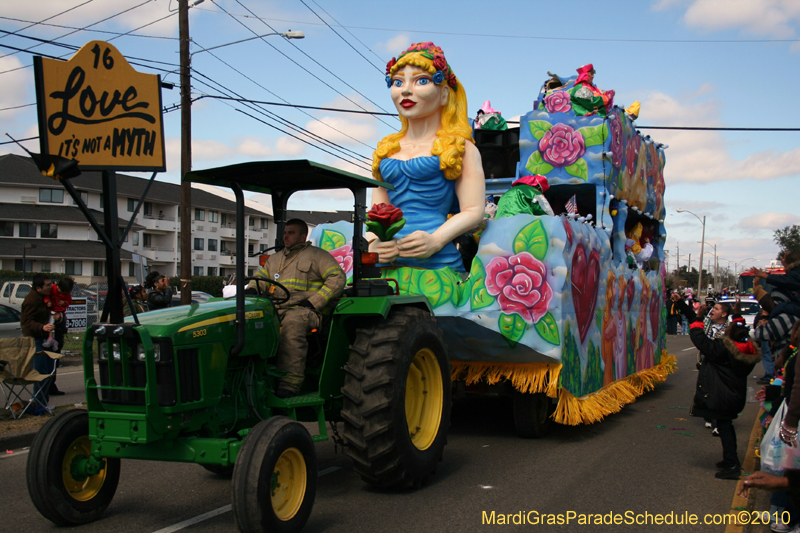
[{"xmin": 311, "ymin": 47, "xmax": 675, "ymax": 434}]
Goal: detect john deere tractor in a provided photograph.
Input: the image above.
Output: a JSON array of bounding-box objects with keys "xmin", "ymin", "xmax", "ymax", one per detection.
[{"xmin": 26, "ymin": 160, "xmax": 450, "ymax": 532}]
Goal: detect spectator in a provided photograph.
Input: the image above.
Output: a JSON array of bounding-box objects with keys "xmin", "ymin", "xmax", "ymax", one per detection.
[
  {"xmin": 123, "ymin": 285, "xmax": 148, "ymax": 317},
  {"xmin": 19, "ymin": 273, "xmax": 57, "ymax": 415},
  {"xmin": 43, "ymin": 276, "xmax": 73, "ymax": 396},
  {"xmin": 681, "ymin": 291, "xmax": 691, "ymax": 335},
  {"xmin": 145, "ymin": 271, "xmax": 172, "ymax": 311},
  {"xmin": 667, "ymin": 292, "xmax": 681, "ymax": 335}
]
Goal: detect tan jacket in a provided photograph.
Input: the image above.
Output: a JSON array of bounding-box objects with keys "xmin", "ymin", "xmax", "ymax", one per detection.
[{"xmin": 251, "ymin": 242, "xmax": 345, "ymax": 311}]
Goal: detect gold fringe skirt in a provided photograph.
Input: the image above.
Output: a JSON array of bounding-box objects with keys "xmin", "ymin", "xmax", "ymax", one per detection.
[{"xmin": 451, "ymin": 350, "xmax": 678, "ymax": 426}]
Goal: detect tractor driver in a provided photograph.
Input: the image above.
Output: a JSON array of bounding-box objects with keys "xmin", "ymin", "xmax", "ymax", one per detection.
[{"xmin": 248, "ymin": 219, "xmax": 346, "ymax": 398}]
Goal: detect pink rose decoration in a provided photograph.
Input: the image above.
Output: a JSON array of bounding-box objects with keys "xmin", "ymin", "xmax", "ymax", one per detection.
[
  {"xmin": 329, "ymin": 245, "xmax": 353, "ymax": 277},
  {"xmin": 609, "ymin": 113, "xmax": 623, "ymax": 168},
  {"xmin": 538, "ymin": 123, "xmax": 585, "ymax": 167},
  {"xmin": 485, "ymin": 252, "xmax": 554, "ymax": 324},
  {"xmin": 543, "ymin": 91, "xmax": 571, "ymax": 114}
]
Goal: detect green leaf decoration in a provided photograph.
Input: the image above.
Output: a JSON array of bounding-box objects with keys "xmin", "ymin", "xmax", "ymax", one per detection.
[
  {"xmin": 320, "ymin": 230, "xmax": 346, "ymax": 251},
  {"xmin": 365, "ymin": 220, "xmax": 387, "ymax": 241},
  {"xmin": 421, "ymin": 52, "xmax": 434, "ymax": 60},
  {"xmin": 578, "ymin": 123, "xmax": 609, "ymax": 147},
  {"xmin": 534, "ymin": 312, "xmax": 560, "ymax": 345},
  {"xmin": 525, "ymin": 151, "xmax": 554, "ymax": 177},
  {"xmin": 528, "ymin": 120, "xmax": 552, "ymax": 140},
  {"xmin": 417, "ymin": 270, "xmax": 454, "ymax": 308},
  {"xmin": 499, "ymin": 313, "xmax": 527, "ymax": 344},
  {"xmin": 469, "ymin": 258, "xmax": 493, "ymax": 310},
  {"xmin": 595, "ymin": 307, "xmax": 603, "ymax": 331},
  {"xmin": 384, "ymin": 218, "xmax": 406, "ymax": 240},
  {"xmin": 410, "ymin": 268, "xmax": 424, "ymax": 293},
  {"xmin": 564, "ymin": 158, "xmax": 588, "ymax": 180},
  {"xmin": 513, "ymin": 219, "xmax": 549, "ymax": 259}
]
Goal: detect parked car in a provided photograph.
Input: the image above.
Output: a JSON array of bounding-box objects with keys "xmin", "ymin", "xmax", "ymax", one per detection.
[
  {"xmin": 171, "ymin": 291, "xmax": 213, "ymax": 307},
  {"xmin": 0, "ymin": 302, "xmax": 22, "ymax": 338},
  {"xmin": 718, "ymin": 296, "xmax": 760, "ymax": 321},
  {"xmin": 0, "ymin": 281, "xmax": 32, "ymax": 307}
]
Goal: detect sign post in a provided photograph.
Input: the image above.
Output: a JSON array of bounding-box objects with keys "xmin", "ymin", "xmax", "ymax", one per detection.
[{"xmin": 34, "ymin": 41, "xmax": 166, "ymax": 324}]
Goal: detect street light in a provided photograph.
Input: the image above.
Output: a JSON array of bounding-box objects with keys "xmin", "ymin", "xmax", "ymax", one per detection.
[
  {"xmin": 191, "ymin": 31, "xmax": 305, "ymax": 55},
  {"xmin": 676, "ymin": 208, "xmax": 706, "ymax": 297},
  {"xmin": 698, "ymin": 241, "xmax": 717, "ymax": 292},
  {"xmin": 22, "ymin": 243, "xmax": 36, "ymax": 280}
]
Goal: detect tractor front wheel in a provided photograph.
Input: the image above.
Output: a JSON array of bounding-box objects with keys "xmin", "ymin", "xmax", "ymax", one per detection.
[
  {"xmin": 26, "ymin": 409, "xmax": 121, "ymax": 525},
  {"xmin": 232, "ymin": 416, "xmax": 317, "ymax": 533},
  {"xmin": 341, "ymin": 306, "xmax": 450, "ymax": 489}
]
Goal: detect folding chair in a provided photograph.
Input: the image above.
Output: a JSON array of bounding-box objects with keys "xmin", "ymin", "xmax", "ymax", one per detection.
[{"xmin": 0, "ymin": 337, "xmax": 63, "ymax": 418}]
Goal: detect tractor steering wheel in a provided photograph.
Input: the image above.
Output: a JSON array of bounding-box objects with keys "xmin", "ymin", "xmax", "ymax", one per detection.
[{"xmin": 242, "ymin": 276, "xmax": 291, "ymax": 305}]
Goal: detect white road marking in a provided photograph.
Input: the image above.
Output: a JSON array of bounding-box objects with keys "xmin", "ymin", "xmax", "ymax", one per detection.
[
  {"xmin": 151, "ymin": 464, "xmax": 342, "ymax": 532},
  {"xmin": 0, "ymin": 448, "xmax": 29, "ymax": 459},
  {"xmin": 682, "ymin": 347, "xmax": 696, "ymax": 352},
  {"xmin": 151, "ymin": 505, "xmax": 232, "ymax": 533}
]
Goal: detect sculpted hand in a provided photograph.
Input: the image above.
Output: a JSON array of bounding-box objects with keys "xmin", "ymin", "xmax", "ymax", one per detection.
[
  {"xmin": 397, "ymin": 230, "xmax": 442, "ymax": 259},
  {"xmin": 369, "ymin": 238, "xmax": 399, "ymax": 263}
]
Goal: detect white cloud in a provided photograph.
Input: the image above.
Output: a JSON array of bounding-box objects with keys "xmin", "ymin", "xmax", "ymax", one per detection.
[
  {"xmin": 376, "ymin": 34, "xmax": 412, "ymax": 55},
  {"xmin": 736, "ymin": 212, "xmax": 800, "ymax": 230},
  {"xmin": 304, "ymin": 115, "xmax": 378, "ymax": 146},
  {"xmin": 651, "ymin": 0, "xmax": 691, "ymax": 11},
  {"xmin": 683, "ymin": 0, "xmax": 800, "ymax": 38},
  {"xmin": 235, "ymin": 137, "xmax": 272, "ymax": 158},
  {"xmin": 275, "ymin": 137, "xmax": 305, "ymax": 156},
  {"xmin": 0, "ymin": 57, "xmax": 31, "ymax": 117}
]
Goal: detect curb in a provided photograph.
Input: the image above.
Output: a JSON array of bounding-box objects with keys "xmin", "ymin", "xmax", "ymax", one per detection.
[
  {"xmin": 725, "ymin": 408, "xmax": 764, "ymax": 533},
  {"xmin": 0, "ymin": 428, "xmax": 38, "ymax": 451}
]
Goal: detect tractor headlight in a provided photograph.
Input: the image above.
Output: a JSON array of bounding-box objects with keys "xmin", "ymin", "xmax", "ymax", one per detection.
[
  {"xmin": 98, "ymin": 340, "xmax": 121, "ymax": 360},
  {"xmin": 135, "ymin": 343, "xmax": 162, "ymax": 362},
  {"xmin": 98, "ymin": 341, "xmax": 107, "ymax": 360}
]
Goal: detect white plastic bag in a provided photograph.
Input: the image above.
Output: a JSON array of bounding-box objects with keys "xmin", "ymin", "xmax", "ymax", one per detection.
[{"xmin": 761, "ymin": 400, "xmax": 800, "ymax": 474}]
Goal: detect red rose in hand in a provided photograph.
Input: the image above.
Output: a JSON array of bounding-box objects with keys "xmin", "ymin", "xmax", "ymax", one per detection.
[
  {"xmin": 367, "ymin": 203, "xmax": 405, "ymax": 241},
  {"xmin": 485, "ymin": 252, "xmax": 554, "ymax": 324}
]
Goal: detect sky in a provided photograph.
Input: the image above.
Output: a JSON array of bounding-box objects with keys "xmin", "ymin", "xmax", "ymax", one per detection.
[{"xmin": 1, "ymin": 0, "xmax": 799, "ymax": 277}]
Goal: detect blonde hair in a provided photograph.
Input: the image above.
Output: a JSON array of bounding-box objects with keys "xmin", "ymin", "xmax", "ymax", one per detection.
[{"xmin": 373, "ymin": 46, "xmax": 473, "ymax": 181}]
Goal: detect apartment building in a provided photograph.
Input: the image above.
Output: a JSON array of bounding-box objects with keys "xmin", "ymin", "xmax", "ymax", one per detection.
[{"xmin": 0, "ymin": 154, "xmax": 275, "ymax": 282}]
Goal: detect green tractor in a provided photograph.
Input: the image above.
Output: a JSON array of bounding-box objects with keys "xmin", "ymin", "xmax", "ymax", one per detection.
[{"xmin": 26, "ymin": 160, "xmax": 451, "ymax": 532}]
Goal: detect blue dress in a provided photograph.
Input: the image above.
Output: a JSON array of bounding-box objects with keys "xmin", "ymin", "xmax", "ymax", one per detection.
[{"xmin": 379, "ymin": 156, "xmax": 464, "ymax": 272}]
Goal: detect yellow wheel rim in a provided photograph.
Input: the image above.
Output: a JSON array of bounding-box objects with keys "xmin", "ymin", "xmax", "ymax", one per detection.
[
  {"xmin": 62, "ymin": 436, "xmax": 107, "ymax": 502},
  {"xmin": 271, "ymin": 447, "xmax": 306, "ymax": 521},
  {"xmin": 405, "ymin": 348, "xmax": 443, "ymax": 451}
]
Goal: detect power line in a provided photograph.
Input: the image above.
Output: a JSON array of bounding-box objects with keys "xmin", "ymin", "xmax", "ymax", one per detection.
[
  {"xmin": 309, "ymin": 0, "xmax": 384, "ymax": 64},
  {"xmin": 220, "ymin": 0, "xmax": 396, "ymax": 128},
  {"xmin": 299, "ymin": 0, "xmax": 383, "ymax": 74},
  {"xmin": 0, "ymin": 15, "xmax": 180, "ymax": 40},
  {"xmin": 0, "ymin": 1, "xmax": 95, "ymax": 40},
  {"xmin": 189, "ymin": 6, "xmax": 800, "ymax": 44}
]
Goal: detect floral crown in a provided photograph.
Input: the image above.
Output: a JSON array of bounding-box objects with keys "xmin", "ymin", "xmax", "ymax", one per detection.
[{"xmin": 385, "ymin": 42, "xmax": 458, "ymax": 91}]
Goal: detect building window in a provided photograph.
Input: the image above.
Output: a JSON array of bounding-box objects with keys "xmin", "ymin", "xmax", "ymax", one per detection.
[
  {"xmin": 209, "ymin": 211, "xmax": 219, "ymax": 223},
  {"xmin": 40, "ymin": 223, "xmax": 58, "ymax": 239},
  {"xmin": 194, "ymin": 238, "xmax": 204, "ymax": 251},
  {"xmin": 249, "ymin": 217, "xmax": 255, "ymax": 228},
  {"xmin": 129, "ymin": 263, "xmax": 135, "ymax": 277},
  {"xmin": 248, "ymin": 244, "xmax": 254, "ymax": 255},
  {"xmin": 143, "ymin": 234, "xmax": 152, "ymax": 247},
  {"xmin": 260, "ymin": 218, "xmax": 268, "ymax": 229},
  {"xmin": 72, "ymin": 190, "xmax": 89, "ymax": 206},
  {"xmin": 127, "ymin": 198, "xmax": 135, "ymax": 212},
  {"xmin": 19, "ymin": 222, "xmax": 36, "ymax": 238},
  {"xmin": 132, "ymin": 232, "xmax": 139, "ymax": 246},
  {"xmin": 207, "ymin": 267, "xmax": 217, "ymax": 276},
  {"xmin": 1, "ymin": 221, "xmax": 13, "ymax": 236},
  {"xmin": 93, "ymin": 261, "xmax": 106, "ymax": 276},
  {"xmin": 41, "ymin": 260, "xmax": 51, "ymax": 272},
  {"xmin": 208, "ymin": 239, "xmax": 217, "ymax": 252},
  {"xmin": 193, "ymin": 266, "xmax": 203, "ymax": 276},
  {"xmin": 195, "ymin": 208, "xmax": 205, "ymax": 221},
  {"xmin": 65, "ymin": 261, "xmax": 83, "ymax": 275},
  {"xmin": 144, "ymin": 202, "xmax": 152, "ymax": 216},
  {"xmin": 39, "ymin": 188, "xmax": 64, "ymax": 203},
  {"xmin": 14, "ymin": 259, "xmax": 33, "ymax": 271}
]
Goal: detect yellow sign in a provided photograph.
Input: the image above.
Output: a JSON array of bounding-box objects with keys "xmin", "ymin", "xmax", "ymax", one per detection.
[{"xmin": 33, "ymin": 41, "xmax": 166, "ymax": 171}]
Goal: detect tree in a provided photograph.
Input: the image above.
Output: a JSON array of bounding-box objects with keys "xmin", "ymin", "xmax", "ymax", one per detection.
[{"xmin": 774, "ymin": 225, "xmax": 800, "ymax": 258}]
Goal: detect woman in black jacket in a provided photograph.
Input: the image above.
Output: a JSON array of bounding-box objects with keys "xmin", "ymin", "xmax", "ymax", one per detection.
[{"xmin": 673, "ymin": 295, "xmax": 761, "ymax": 479}]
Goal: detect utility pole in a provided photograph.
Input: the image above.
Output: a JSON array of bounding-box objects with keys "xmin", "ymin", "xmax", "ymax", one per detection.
[
  {"xmin": 179, "ymin": 0, "xmax": 192, "ymax": 305},
  {"xmin": 676, "ymin": 242, "xmax": 680, "ymax": 271}
]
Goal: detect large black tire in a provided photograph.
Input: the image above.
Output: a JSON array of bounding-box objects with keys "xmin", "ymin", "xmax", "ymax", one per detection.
[
  {"xmin": 26, "ymin": 409, "xmax": 121, "ymax": 525},
  {"xmin": 232, "ymin": 416, "xmax": 317, "ymax": 533},
  {"xmin": 341, "ymin": 306, "xmax": 450, "ymax": 489},
  {"xmin": 512, "ymin": 390, "xmax": 554, "ymax": 439}
]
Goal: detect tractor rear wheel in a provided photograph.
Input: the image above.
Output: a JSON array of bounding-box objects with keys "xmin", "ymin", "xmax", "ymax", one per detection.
[
  {"xmin": 512, "ymin": 390, "xmax": 554, "ymax": 438},
  {"xmin": 232, "ymin": 416, "xmax": 316, "ymax": 533},
  {"xmin": 26, "ymin": 409, "xmax": 120, "ymax": 525},
  {"xmin": 341, "ymin": 306, "xmax": 450, "ymax": 489}
]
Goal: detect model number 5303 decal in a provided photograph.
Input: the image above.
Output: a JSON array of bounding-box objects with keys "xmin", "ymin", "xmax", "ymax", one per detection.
[{"xmin": 192, "ymin": 328, "xmax": 207, "ymax": 338}]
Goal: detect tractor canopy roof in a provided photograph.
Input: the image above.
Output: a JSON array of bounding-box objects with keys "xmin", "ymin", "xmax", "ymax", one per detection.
[{"xmin": 184, "ymin": 159, "xmax": 393, "ymax": 195}]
